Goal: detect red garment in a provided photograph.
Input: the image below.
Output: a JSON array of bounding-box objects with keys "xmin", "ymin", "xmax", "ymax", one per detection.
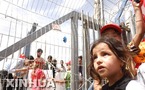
[
  {"xmin": 19, "ymin": 54, "xmax": 25, "ymax": 59},
  {"xmin": 31, "ymin": 68, "xmax": 46, "ymax": 90},
  {"xmin": 142, "ymin": 38, "xmax": 145, "ymax": 42},
  {"xmin": 35, "ymin": 58, "xmax": 45, "ymax": 69},
  {"xmin": 135, "ymin": 63, "xmax": 141, "ymax": 69}
]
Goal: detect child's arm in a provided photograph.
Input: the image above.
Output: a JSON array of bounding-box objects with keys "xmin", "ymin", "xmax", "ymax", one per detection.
[{"xmin": 14, "ymin": 67, "xmax": 29, "ymax": 72}]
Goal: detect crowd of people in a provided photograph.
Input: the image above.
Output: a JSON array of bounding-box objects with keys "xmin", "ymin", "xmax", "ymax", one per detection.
[{"xmin": 1, "ymin": 48, "xmax": 83, "ymax": 90}]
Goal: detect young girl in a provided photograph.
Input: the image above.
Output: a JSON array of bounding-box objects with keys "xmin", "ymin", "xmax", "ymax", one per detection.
[
  {"xmin": 89, "ymin": 37, "xmax": 135, "ymax": 90},
  {"xmin": 31, "ymin": 61, "xmax": 46, "ymax": 90}
]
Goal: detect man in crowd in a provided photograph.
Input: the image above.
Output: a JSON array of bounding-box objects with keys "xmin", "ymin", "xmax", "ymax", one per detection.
[{"xmin": 35, "ymin": 48, "xmax": 45, "ymax": 69}]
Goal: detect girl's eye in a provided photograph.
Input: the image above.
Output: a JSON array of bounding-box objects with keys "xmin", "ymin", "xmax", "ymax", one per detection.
[
  {"xmin": 102, "ymin": 52, "xmax": 109, "ymax": 57},
  {"xmin": 93, "ymin": 55, "xmax": 98, "ymax": 59}
]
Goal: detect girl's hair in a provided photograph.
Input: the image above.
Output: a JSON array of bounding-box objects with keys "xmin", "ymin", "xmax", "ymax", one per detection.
[
  {"xmin": 88, "ymin": 37, "xmax": 135, "ymax": 79},
  {"xmin": 88, "ymin": 63, "xmax": 102, "ymax": 84}
]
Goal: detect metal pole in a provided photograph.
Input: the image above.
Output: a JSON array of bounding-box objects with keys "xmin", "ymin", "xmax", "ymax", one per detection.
[
  {"xmin": 94, "ymin": 0, "xmax": 101, "ymax": 39},
  {"xmin": 81, "ymin": 11, "xmax": 85, "ymax": 90},
  {"xmin": 92, "ymin": 16, "xmax": 96, "ymax": 42},
  {"xmin": 129, "ymin": 10, "xmax": 136, "ymax": 37},
  {"xmin": 82, "ymin": 12, "xmax": 91, "ymax": 90},
  {"xmin": 100, "ymin": 0, "xmax": 104, "ymax": 25},
  {"xmin": 115, "ymin": 0, "xmax": 128, "ymax": 24},
  {"xmin": 71, "ymin": 12, "xmax": 79, "ymax": 90},
  {"xmin": 125, "ymin": 10, "xmax": 135, "ymax": 43}
]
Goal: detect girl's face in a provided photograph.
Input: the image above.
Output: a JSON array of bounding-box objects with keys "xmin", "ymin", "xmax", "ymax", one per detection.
[{"xmin": 93, "ymin": 43, "xmax": 123, "ymax": 79}]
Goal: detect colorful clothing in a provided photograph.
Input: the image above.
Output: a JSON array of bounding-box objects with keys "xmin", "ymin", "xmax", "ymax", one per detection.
[
  {"xmin": 31, "ymin": 68, "xmax": 46, "ymax": 90},
  {"xmin": 133, "ymin": 42, "xmax": 145, "ymax": 64},
  {"xmin": 35, "ymin": 58, "xmax": 45, "ymax": 69},
  {"xmin": 64, "ymin": 71, "xmax": 71, "ymax": 89}
]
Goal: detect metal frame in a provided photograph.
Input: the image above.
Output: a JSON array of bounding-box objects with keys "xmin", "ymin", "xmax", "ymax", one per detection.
[
  {"xmin": 0, "ymin": 11, "xmax": 98, "ymax": 61},
  {"xmin": 0, "ymin": 11, "xmax": 99, "ymax": 90}
]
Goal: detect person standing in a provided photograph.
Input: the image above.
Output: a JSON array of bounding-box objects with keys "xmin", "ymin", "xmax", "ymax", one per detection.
[
  {"xmin": 31, "ymin": 61, "xmax": 46, "ymax": 90},
  {"xmin": 78, "ymin": 56, "xmax": 83, "ymax": 76},
  {"xmin": 44, "ymin": 55, "xmax": 53, "ymax": 70},
  {"xmin": 54, "ymin": 60, "xmax": 66, "ymax": 90},
  {"xmin": 52, "ymin": 59, "xmax": 58, "ymax": 78},
  {"xmin": 35, "ymin": 49, "xmax": 45, "ymax": 69},
  {"xmin": 58, "ymin": 60, "xmax": 66, "ymax": 72},
  {"xmin": 64, "ymin": 61, "xmax": 71, "ymax": 90}
]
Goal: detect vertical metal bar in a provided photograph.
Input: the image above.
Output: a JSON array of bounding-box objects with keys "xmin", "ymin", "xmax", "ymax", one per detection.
[
  {"xmin": 92, "ymin": 16, "xmax": 96, "ymax": 42},
  {"xmin": 38, "ymin": 0, "xmax": 44, "ymax": 13},
  {"xmin": 0, "ymin": 34, "xmax": 3, "ymax": 47},
  {"xmin": 44, "ymin": 40, "xmax": 47, "ymax": 59},
  {"xmin": 94, "ymin": 0, "xmax": 101, "ymax": 25},
  {"xmin": 115, "ymin": 0, "xmax": 128, "ymax": 24},
  {"xmin": 35, "ymin": 0, "xmax": 40, "ymax": 12},
  {"xmin": 44, "ymin": 23, "xmax": 47, "ymax": 59},
  {"xmin": 71, "ymin": 11, "xmax": 78, "ymax": 90},
  {"xmin": 12, "ymin": 20, "xmax": 18, "ymax": 58},
  {"xmin": 2, "ymin": 21, "xmax": 12, "ymax": 69},
  {"xmin": 18, "ymin": 22, "xmax": 24, "ymax": 58},
  {"xmin": 100, "ymin": 0, "xmax": 104, "ymax": 26},
  {"xmin": 129, "ymin": 10, "xmax": 136, "ymax": 37},
  {"xmin": 126, "ymin": 10, "xmax": 136, "ymax": 44},
  {"xmin": 64, "ymin": 47, "xmax": 67, "ymax": 61},
  {"xmin": 35, "ymin": 41, "xmax": 38, "ymax": 57},
  {"xmin": 82, "ymin": 11, "xmax": 91, "ymax": 90},
  {"xmin": 81, "ymin": 10, "xmax": 85, "ymax": 90},
  {"xmin": 85, "ymin": 13, "xmax": 91, "ymax": 90}
]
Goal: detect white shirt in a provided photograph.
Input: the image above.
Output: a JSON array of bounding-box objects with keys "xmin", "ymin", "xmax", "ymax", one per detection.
[
  {"xmin": 57, "ymin": 64, "xmax": 66, "ymax": 72},
  {"xmin": 137, "ymin": 63, "xmax": 145, "ymax": 86},
  {"xmin": 126, "ymin": 80, "xmax": 145, "ymax": 90},
  {"xmin": 3, "ymin": 58, "xmax": 24, "ymax": 73},
  {"xmin": 126, "ymin": 63, "xmax": 145, "ymax": 90}
]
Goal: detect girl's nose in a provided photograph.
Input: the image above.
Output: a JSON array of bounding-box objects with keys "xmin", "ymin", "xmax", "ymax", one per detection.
[{"xmin": 95, "ymin": 57, "xmax": 102, "ymax": 65}]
